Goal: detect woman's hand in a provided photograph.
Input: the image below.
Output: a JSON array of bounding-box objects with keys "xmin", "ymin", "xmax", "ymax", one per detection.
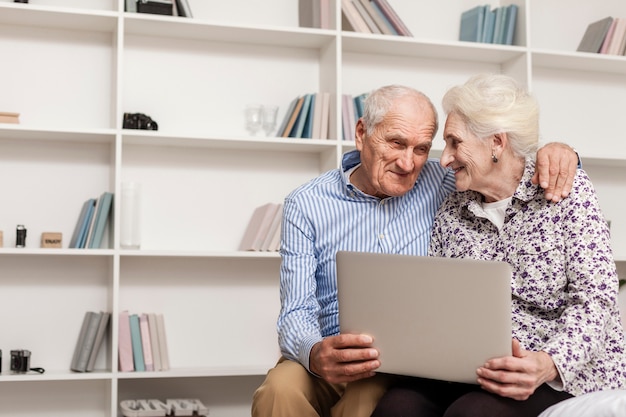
[{"xmin": 476, "ymin": 338, "xmax": 559, "ymax": 400}]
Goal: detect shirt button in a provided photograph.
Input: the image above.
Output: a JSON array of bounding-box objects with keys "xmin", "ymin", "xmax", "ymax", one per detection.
[{"xmin": 379, "ymin": 234, "xmax": 385, "ymax": 239}]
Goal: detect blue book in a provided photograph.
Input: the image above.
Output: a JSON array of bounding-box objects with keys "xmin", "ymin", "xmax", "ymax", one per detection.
[
  {"xmin": 482, "ymin": 7, "xmax": 495, "ymax": 43},
  {"xmin": 70, "ymin": 198, "xmax": 95, "ymax": 248},
  {"xmin": 77, "ymin": 199, "xmax": 97, "ymax": 249},
  {"xmin": 492, "ymin": 6, "xmax": 506, "ymax": 44},
  {"xmin": 504, "ymin": 4, "xmax": 518, "ymax": 45},
  {"xmin": 459, "ymin": 5, "xmax": 486, "ymax": 42},
  {"xmin": 301, "ymin": 93, "xmax": 316, "ymax": 139},
  {"xmin": 290, "ymin": 93, "xmax": 313, "ymax": 138},
  {"xmin": 88, "ymin": 192, "xmax": 114, "ymax": 249},
  {"xmin": 129, "ymin": 314, "xmax": 145, "ymax": 372}
]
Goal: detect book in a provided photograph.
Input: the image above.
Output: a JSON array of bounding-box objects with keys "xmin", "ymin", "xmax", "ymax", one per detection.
[
  {"xmin": 577, "ymin": 16, "xmax": 614, "ymax": 53},
  {"xmin": 481, "ymin": 7, "xmax": 496, "ymax": 43},
  {"xmin": 147, "ymin": 313, "xmax": 162, "ymax": 371},
  {"xmin": 341, "ymin": 94, "xmax": 353, "ymax": 140},
  {"xmin": 118, "ymin": 310, "xmax": 134, "ymax": 372},
  {"xmin": 311, "ymin": 92, "xmax": 324, "ymax": 139},
  {"xmin": 299, "ymin": 0, "xmax": 321, "ymax": 28},
  {"xmin": 358, "ymin": 0, "xmax": 394, "ymax": 35},
  {"xmin": 353, "ymin": 92, "xmax": 367, "ymax": 119},
  {"xmin": 318, "ymin": 92, "xmax": 331, "ymax": 140},
  {"xmin": 129, "ymin": 313, "xmax": 145, "ymax": 371},
  {"xmin": 70, "ymin": 311, "xmax": 93, "ymax": 372},
  {"xmin": 267, "ymin": 215, "xmax": 282, "ymax": 252},
  {"xmin": 369, "ymin": 1, "xmax": 398, "ymax": 35},
  {"xmin": 352, "ymin": 0, "xmax": 382, "ymax": 34},
  {"xmin": 69, "ymin": 198, "xmax": 95, "ymax": 249},
  {"xmin": 124, "ymin": 0, "xmax": 136, "ymax": 13},
  {"xmin": 459, "ymin": 5, "xmax": 486, "ymax": 42},
  {"xmin": 371, "ymin": 0, "xmax": 412, "ymax": 36},
  {"xmin": 139, "ymin": 314, "xmax": 154, "ymax": 372},
  {"xmin": 156, "ymin": 314, "xmax": 170, "ymax": 371},
  {"xmin": 0, "ymin": 112, "xmax": 20, "ymax": 124},
  {"xmin": 341, "ymin": 0, "xmax": 371, "ymax": 33},
  {"xmin": 291, "ymin": 93, "xmax": 313, "ymax": 138},
  {"xmin": 260, "ymin": 204, "xmax": 283, "ymax": 251},
  {"xmin": 281, "ymin": 96, "xmax": 305, "ymax": 138},
  {"xmin": 86, "ymin": 312, "xmax": 110, "ymax": 372},
  {"xmin": 83, "ymin": 196, "xmax": 101, "ymax": 248},
  {"xmin": 301, "ymin": 93, "xmax": 316, "ymax": 139},
  {"xmin": 320, "ymin": 0, "xmax": 331, "ymax": 29},
  {"xmin": 599, "ymin": 18, "xmax": 617, "ymax": 54},
  {"xmin": 503, "ymin": 4, "xmax": 518, "ymax": 45},
  {"xmin": 71, "ymin": 311, "xmax": 102, "ymax": 372},
  {"xmin": 492, "ymin": 6, "xmax": 507, "ymax": 45},
  {"xmin": 606, "ymin": 18, "xmax": 626, "ymax": 55},
  {"xmin": 88, "ymin": 191, "xmax": 113, "ymax": 249},
  {"xmin": 239, "ymin": 202, "xmax": 281, "ymax": 251},
  {"xmin": 76, "ymin": 198, "xmax": 97, "ymax": 249},
  {"xmin": 277, "ymin": 96, "xmax": 299, "ymax": 137},
  {"xmin": 174, "ymin": 0, "xmax": 192, "ymax": 18}
]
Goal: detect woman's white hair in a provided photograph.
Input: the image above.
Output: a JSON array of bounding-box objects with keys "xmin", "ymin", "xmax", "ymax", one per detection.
[{"xmin": 442, "ymin": 73, "xmax": 539, "ymax": 158}]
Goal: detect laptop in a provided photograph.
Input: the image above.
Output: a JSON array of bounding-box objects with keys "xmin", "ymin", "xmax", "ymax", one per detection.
[{"xmin": 336, "ymin": 251, "xmax": 512, "ymax": 384}]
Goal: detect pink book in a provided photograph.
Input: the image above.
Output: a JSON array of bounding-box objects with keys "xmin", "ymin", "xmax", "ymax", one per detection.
[
  {"xmin": 600, "ymin": 19, "xmax": 618, "ymax": 54},
  {"xmin": 139, "ymin": 314, "xmax": 154, "ymax": 371},
  {"xmin": 118, "ymin": 311, "xmax": 134, "ymax": 372}
]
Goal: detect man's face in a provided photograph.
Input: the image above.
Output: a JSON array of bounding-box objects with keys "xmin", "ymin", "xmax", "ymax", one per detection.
[{"xmin": 353, "ymin": 96, "xmax": 435, "ymax": 198}]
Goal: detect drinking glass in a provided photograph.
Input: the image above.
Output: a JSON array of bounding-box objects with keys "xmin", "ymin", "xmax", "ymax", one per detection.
[
  {"xmin": 262, "ymin": 105, "xmax": 279, "ymax": 137},
  {"xmin": 244, "ymin": 104, "xmax": 263, "ymax": 136}
]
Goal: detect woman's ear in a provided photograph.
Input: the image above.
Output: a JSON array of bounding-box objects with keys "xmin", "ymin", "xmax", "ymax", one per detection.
[{"xmin": 492, "ymin": 132, "xmax": 507, "ymax": 153}]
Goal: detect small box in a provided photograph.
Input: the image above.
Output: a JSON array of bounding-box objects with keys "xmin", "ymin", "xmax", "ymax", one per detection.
[
  {"xmin": 41, "ymin": 232, "xmax": 62, "ymax": 248},
  {"xmin": 136, "ymin": 0, "xmax": 173, "ymax": 15},
  {"xmin": 0, "ymin": 230, "xmax": 3, "ymax": 247}
]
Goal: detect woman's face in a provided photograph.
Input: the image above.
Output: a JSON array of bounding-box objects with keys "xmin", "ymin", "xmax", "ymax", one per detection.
[{"xmin": 440, "ymin": 112, "xmax": 494, "ymax": 194}]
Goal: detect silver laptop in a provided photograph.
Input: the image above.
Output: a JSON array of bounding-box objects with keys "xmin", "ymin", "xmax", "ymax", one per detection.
[{"xmin": 336, "ymin": 251, "xmax": 512, "ymax": 384}]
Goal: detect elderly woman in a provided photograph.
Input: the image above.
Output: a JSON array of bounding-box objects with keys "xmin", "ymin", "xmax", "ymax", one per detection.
[{"xmin": 370, "ymin": 73, "xmax": 626, "ymax": 417}]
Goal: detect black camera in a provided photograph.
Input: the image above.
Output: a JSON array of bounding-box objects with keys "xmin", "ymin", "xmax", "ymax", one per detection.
[
  {"xmin": 123, "ymin": 113, "xmax": 158, "ymax": 131},
  {"xmin": 10, "ymin": 349, "xmax": 30, "ymax": 373}
]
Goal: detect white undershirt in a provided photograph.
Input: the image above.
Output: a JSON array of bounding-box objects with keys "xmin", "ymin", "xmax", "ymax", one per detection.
[{"xmin": 477, "ymin": 197, "xmax": 512, "ymax": 230}]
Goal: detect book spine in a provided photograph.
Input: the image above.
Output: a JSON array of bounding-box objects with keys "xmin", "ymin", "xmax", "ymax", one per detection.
[
  {"xmin": 139, "ymin": 314, "xmax": 154, "ymax": 371},
  {"xmin": 129, "ymin": 314, "xmax": 145, "ymax": 372}
]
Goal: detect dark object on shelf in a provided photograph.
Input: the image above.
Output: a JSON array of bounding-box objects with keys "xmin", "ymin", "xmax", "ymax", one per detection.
[
  {"xmin": 123, "ymin": 113, "xmax": 158, "ymax": 130},
  {"xmin": 136, "ymin": 0, "xmax": 173, "ymax": 16},
  {"xmin": 14, "ymin": 0, "xmax": 29, "ymax": 3},
  {"xmin": 16, "ymin": 224, "xmax": 26, "ymax": 248},
  {"xmin": 10, "ymin": 350, "xmax": 30, "ymax": 373}
]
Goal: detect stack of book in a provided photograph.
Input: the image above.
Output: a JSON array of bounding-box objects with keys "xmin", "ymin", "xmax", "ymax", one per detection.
[
  {"xmin": 70, "ymin": 311, "xmax": 111, "ymax": 372},
  {"xmin": 69, "ymin": 191, "xmax": 114, "ymax": 249},
  {"xmin": 577, "ymin": 17, "xmax": 626, "ymax": 55},
  {"xmin": 341, "ymin": 0, "xmax": 412, "ymax": 36},
  {"xmin": 118, "ymin": 311, "xmax": 170, "ymax": 372},
  {"xmin": 342, "ymin": 92, "xmax": 368, "ymax": 141},
  {"xmin": 459, "ymin": 4, "xmax": 518, "ymax": 45},
  {"xmin": 239, "ymin": 202, "xmax": 283, "ymax": 252},
  {"xmin": 278, "ymin": 92, "xmax": 332, "ymax": 139}
]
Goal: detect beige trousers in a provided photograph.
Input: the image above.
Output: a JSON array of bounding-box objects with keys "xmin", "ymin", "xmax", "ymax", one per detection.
[{"xmin": 252, "ymin": 357, "xmax": 391, "ymax": 417}]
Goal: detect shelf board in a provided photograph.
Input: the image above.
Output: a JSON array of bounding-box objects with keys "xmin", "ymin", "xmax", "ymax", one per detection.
[
  {"xmin": 342, "ymin": 34, "xmax": 526, "ymax": 64},
  {"xmin": 117, "ymin": 365, "xmax": 270, "ymax": 379},
  {"xmin": 119, "ymin": 250, "xmax": 280, "ymax": 259},
  {"xmin": 531, "ymin": 49, "xmax": 626, "ymax": 75},
  {"xmin": 0, "ymin": 125, "xmax": 115, "ymax": 144},
  {"xmin": 0, "ymin": 3, "xmax": 117, "ymax": 32},
  {"xmin": 123, "ymin": 14, "xmax": 335, "ymax": 49},
  {"xmin": 121, "ymin": 131, "xmax": 338, "ymax": 153}
]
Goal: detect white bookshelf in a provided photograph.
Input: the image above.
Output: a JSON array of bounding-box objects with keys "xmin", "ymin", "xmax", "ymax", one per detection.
[{"xmin": 1, "ymin": 0, "xmax": 625, "ymax": 416}]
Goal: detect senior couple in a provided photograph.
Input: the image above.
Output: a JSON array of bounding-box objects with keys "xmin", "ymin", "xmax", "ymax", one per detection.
[{"xmin": 252, "ymin": 74, "xmax": 626, "ymax": 417}]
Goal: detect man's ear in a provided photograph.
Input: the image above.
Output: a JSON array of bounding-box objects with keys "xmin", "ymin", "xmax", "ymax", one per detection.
[{"xmin": 354, "ymin": 118, "xmax": 365, "ymax": 151}]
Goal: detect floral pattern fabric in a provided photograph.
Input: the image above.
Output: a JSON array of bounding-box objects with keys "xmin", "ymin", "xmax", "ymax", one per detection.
[{"xmin": 429, "ymin": 158, "xmax": 626, "ymax": 396}]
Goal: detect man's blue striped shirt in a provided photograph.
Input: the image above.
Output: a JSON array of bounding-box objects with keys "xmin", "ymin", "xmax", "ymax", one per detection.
[{"xmin": 277, "ymin": 149, "xmax": 456, "ymax": 370}]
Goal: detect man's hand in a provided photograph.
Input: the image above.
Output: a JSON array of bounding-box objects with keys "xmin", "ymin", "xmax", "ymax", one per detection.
[
  {"xmin": 532, "ymin": 142, "xmax": 578, "ymax": 202},
  {"xmin": 309, "ymin": 334, "xmax": 380, "ymax": 384},
  {"xmin": 476, "ymin": 338, "xmax": 559, "ymax": 401}
]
